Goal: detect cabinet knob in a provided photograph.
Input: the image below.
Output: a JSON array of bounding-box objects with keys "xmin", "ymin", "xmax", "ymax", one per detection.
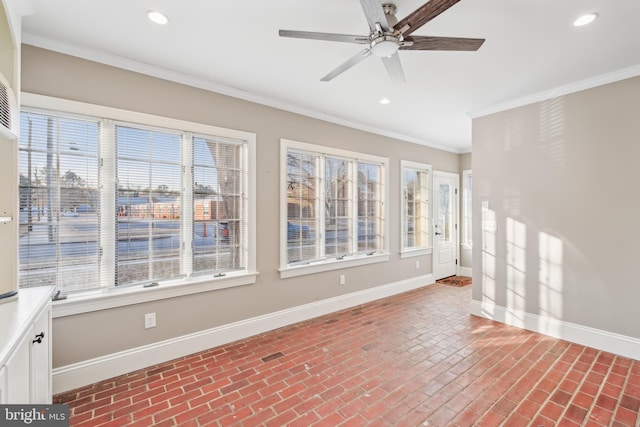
[{"xmin": 33, "ymin": 332, "xmax": 45, "ymax": 344}]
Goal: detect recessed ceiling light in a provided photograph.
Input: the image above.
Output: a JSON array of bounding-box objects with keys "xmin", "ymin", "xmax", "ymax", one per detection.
[
  {"xmin": 573, "ymin": 13, "xmax": 598, "ymax": 27},
  {"xmin": 147, "ymin": 10, "xmax": 169, "ymax": 25},
  {"xmin": 380, "ymin": 98, "xmax": 390, "ymax": 105}
]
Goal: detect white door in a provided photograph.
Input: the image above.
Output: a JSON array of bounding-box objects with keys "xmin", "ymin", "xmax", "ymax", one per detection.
[{"xmin": 433, "ymin": 171, "xmax": 458, "ymax": 280}]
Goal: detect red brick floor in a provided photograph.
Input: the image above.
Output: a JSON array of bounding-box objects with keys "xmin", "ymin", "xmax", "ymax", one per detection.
[{"xmin": 54, "ymin": 284, "xmax": 640, "ymax": 426}]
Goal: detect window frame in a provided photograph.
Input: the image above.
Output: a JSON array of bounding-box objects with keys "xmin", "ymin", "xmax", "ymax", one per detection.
[
  {"xmin": 279, "ymin": 139, "xmax": 389, "ymax": 278},
  {"xmin": 21, "ymin": 93, "xmax": 257, "ymax": 317},
  {"xmin": 400, "ymin": 160, "xmax": 433, "ymax": 258}
]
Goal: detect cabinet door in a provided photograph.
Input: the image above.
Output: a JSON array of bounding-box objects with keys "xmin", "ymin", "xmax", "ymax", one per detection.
[
  {"xmin": 5, "ymin": 330, "xmax": 32, "ymax": 403},
  {"xmin": 31, "ymin": 306, "xmax": 52, "ymax": 404}
]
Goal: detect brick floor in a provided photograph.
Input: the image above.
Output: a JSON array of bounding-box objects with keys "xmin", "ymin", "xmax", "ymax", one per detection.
[{"xmin": 54, "ymin": 283, "xmax": 640, "ymax": 426}]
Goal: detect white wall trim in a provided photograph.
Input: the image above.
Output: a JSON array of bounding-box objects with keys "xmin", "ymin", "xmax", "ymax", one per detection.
[
  {"xmin": 400, "ymin": 248, "xmax": 433, "ymax": 259},
  {"xmin": 53, "ymin": 274, "xmax": 434, "ymax": 394},
  {"xmin": 468, "ymin": 63, "xmax": 640, "ymax": 119},
  {"xmin": 279, "ymin": 254, "xmax": 390, "ymax": 279},
  {"xmin": 52, "ymin": 273, "xmax": 258, "ymax": 318},
  {"xmin": 21, "ymin": 34, "xmax": 461, "ymax": 154},
  {"xmin": 470, "ymin": 299, "xmax": 640, "ymax": 361}
]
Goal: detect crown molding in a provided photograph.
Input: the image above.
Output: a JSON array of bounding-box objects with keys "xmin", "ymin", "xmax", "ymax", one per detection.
[
  {"xmin": 22, "ymin": 33, "xmax": 464, "ymax": 154},
  {"xmin": 468, "ymin": 64, "xmax": 640, "ymax": 119}
]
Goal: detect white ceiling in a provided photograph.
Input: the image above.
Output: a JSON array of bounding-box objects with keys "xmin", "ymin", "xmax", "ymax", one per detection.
[{"xmin": 19, "ymin": 0, "xmax": 640, "ymax": 152}]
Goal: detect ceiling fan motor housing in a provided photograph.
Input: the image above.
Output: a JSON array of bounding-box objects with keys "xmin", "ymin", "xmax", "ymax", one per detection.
[{"xmin": 382, "ymin": 3, "xmax": 398, "ymax": 27}]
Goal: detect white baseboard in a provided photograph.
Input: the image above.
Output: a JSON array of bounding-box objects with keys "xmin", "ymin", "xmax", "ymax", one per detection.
[
  {"xmin": 53, "ymin": 274, "xmax": 434, "ymax": 394},
  {"xmin": 458, "ymin": 267, "xmax": 472, "ymax": 277},
  {"xmin": 470, "ymin": 299, "xmax": 640, "ymax": 361}
]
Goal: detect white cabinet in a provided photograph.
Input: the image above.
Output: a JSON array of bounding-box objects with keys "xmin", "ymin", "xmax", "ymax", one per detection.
[
  {"xmin": 31, "ymin": 306, "xmax": 52, "ymax": 403},
  {"xmin": 0, "ymin": 287, "xmax": 53, "ymax": 404},
  {"xmin": 5, "ymin": 331, "xmax": 31, "ymax": 403}
]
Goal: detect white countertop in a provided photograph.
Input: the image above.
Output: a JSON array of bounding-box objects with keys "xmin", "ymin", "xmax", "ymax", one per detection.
[{"xmin": 0, "ymin": 286, "xmax": 53, "ymax": 365}]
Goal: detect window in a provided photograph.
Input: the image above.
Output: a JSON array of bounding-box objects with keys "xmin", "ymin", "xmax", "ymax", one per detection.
[
  {"xmin": 18, "ymin": 96, "xmax": 255, "ymax": 306},
  {"xmin": 192, "ymin": 136, "xmax": 247, "ymax": 276},
  {"xmin": 116, "ymin": 125, "xmax": 183, "ymax": 285},
  {"xmin": 285, "ymin": 150, "xmax": 320, "ymax": 264},
  {"xmin": 19, "ymin": 112, "xmax": 100, "ymax": 292},
  {"xmin": 401, "ymin": 160, "xmax": 431, "ymax": 256},
  {"xmin": 462, "ymin": 170, "xmax": 472, "ymax": 248},
  {"xmin": 281, "ymin": 139, "xmax": 388, "ymax": 277}
]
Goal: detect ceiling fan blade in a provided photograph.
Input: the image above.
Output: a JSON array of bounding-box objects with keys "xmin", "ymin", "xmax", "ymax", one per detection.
[
  {"xmin": 321, "ymin": 49, "xmax": 373, "ymax": 82},
  {"xmin": 381, "ymin": 52, "xmax": 406, "ymax": 85},
  {"xmin": 393, "ymin": 0, "xmax": 461, "ymax": 37},
  {"xmin": 359, "ymin": 0, "xmax": 391, "ymax": 32},
  {"xmin": 401, "ymin": 36, "xmax": 485, "ymax": 51},
  {"xmin": 279, "ymin": 29, "xmax": 369, "ymax": 44}
]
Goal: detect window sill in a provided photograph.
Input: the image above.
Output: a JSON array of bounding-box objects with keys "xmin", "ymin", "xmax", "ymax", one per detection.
[
  {"xmin": 52, "ymin": 272, "xmax": 259, "ymax": 318},
  {"xmin": 400, "ymin": 248, "xmax": 433, "ymax": 259},
  {"xmin": 279, "ymin": 253, "xmax": 390, "ymax": 279}
]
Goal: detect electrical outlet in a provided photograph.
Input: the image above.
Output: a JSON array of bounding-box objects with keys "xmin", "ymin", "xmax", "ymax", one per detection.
[
  {"xmin": 416, "ymin": 261, "xmax": 420, "ymax": 269},
  {"xmin": 339, "ymin": 275, "xmax": 345, "ymax": 285},
  {"xmin": 145, "ymin": 312, "xmax": 156, "ymax": 329}
]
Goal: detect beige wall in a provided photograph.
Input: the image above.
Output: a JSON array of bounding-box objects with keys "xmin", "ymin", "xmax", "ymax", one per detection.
[
  {"xmin": 459, "ymin": 152, "xmax": 471, "ymax": 172},
  {"xmin": 21, "ymin": 45, "xmax": 463, "ymax": 367},
  {"xmin": 0, "ymin": 5, "xmax": 14, "ymax": 81},
  {"xmin": 472, "ymin": 75, "xmax": 640, "ymax": 339}
]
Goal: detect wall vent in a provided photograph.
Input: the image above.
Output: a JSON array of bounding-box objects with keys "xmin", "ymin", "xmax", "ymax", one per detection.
[{"xmin": 0, "ymin": 71, "xmax": 18, "ymax": 140}]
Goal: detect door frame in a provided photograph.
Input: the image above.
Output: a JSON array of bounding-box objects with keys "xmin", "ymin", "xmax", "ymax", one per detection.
[{"xmin": 432, "ymin": 171, "xmax": 460, "ymax": 280}]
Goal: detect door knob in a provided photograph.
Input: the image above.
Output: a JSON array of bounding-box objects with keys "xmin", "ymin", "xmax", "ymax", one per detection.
[
  {"xmin": 435, "ymin": 232, "xmax": 442, "ymax": 236},
  {"xmin": 33, "ymin": 332, "xmax": 45, "ymax": 344}
]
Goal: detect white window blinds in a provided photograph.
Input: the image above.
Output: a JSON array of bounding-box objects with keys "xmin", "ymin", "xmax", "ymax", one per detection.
[
  {"xmin": 286, "ymin": 151, "xmax": 320, "ymax": 264},
  {"xmin": 402, "ymin": 163, "xmax": 431, "ymax": 250},
  {"xmin": 115, "ymin": 125, "xmax": 183, "ymax": 286},
  {"xmin": 284, "ymin": 142, "xmax": 386, "ymax": 268},
  {"xmin": 18, "ymin": 106, "xmax": 252, "ymax": 296},
  {"xmin": 18, "ymin": 112, "xmax": 101, "ymax": 292},
  {"xmin": 192, "ymin": 136, "xmax": 247, "ymax": 275}
]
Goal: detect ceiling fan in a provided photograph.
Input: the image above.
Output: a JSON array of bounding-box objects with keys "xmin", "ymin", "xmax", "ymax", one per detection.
[{"xmin": 279, "ymin": 0, "xmax": 485, "ymax": 84}]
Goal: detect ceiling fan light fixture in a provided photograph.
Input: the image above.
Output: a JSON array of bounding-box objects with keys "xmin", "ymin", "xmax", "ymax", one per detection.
[
  {"xmin": 371, "ymin": 36, "xmax": 400, "ymax": 57},
  {"xmin": 573, "ymin": 13, "xmax": 598, "ymax": 27},
  {"xmin": 147, "ymin": 10, "xmax": 169, "ymax": 25}
]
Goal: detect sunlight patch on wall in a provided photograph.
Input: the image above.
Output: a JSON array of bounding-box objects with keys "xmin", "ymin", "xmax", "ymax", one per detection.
[
  {"xmin": 506, "ymin": 218, "xmax": 527, "ymax": 323},
  {"xmin": 503, "ymin": 186, "xmax": 521, "ymax": 217},
  {"xmin": 539, "ymin": 97, "xmax": 565, "ymax": 168},
  {"xmin": 539, "ymin": 232, "xmax": 564, "ymax": 329},
  {"xmin": 502, "ymin": 118, "xmax": 524, "ymax": 152},
  {"xmin": 481, "ymin": 200, "xmax": 497, "ymax": 315}
]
